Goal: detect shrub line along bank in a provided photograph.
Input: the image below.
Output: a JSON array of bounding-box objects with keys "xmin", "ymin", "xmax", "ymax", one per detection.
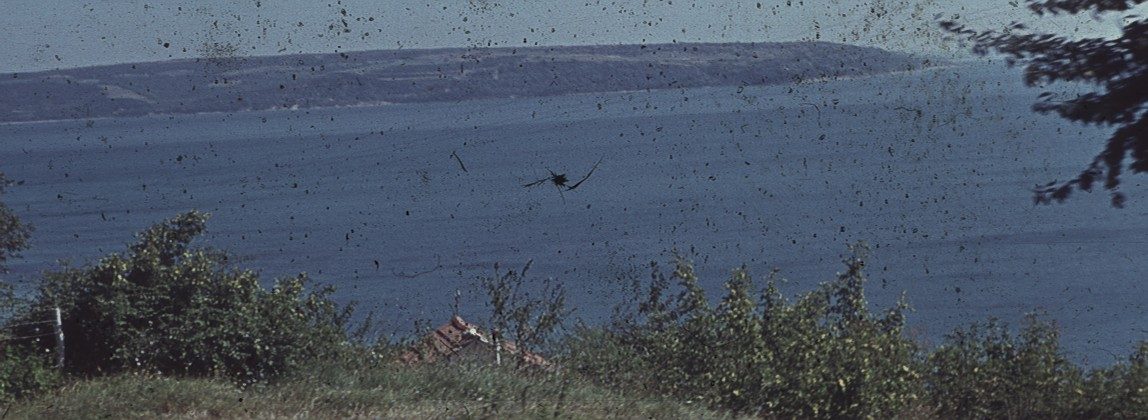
[{"xmin": 1, "ymin": 212, "xmax": 1145, "ymax": 418}]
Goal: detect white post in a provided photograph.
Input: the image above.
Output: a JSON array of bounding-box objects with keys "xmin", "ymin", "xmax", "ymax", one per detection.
[
  {"xmin": 54, "ymin": 307, "xmax": 64, "ymax": 369},
  {"xmin": 494, "ymin": 330, "xmax": 502, "ymax": 366}
]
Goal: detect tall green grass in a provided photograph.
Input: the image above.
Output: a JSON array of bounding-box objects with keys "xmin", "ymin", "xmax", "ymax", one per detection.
[{"xmin": 6, "ymin": 360, "xmax": 738, "ymax": 419}]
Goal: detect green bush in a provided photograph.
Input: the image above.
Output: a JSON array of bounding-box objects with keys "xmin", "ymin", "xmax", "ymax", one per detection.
[
  {"xmin": 569, "ymin": 243, "xmax": 922, "ymax": 417},
  {"xmin": 561, "ymin": 245, "xmax": 1148, "ymax": 418},
  {"xmin": 0, "ymin": 281, "xmax": 60, "ymax": 402},
  {"xmin": 21, "ymin": 211, "xmax": 353, "ymax": 381},
  {"xmin": 926, "ymin": 315, "xmax": 1148, "ymax": 419},
  {"xmin": 925, "ymin": 315, "xmax": 1079, "ymax": 417},
  {"xmin": 0, "ymin": 171, "xmax": 33, "ymax": 273},
  {"xmin": 0, "ymin": 345, "xmax": 59, "ymax": 403},
  {"xmin": 1076, "ymin": 342, "xmax": 1148, "ymax": 418},
  {"xmin": 480, "ymin": 260, "xmax": 569, "ymax": 366}
]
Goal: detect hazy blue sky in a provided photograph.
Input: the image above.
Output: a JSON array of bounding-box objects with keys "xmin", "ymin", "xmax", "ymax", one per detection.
[{"xmin": 1, "ymin": 0, "xmax": 1135, "ymax": 72}]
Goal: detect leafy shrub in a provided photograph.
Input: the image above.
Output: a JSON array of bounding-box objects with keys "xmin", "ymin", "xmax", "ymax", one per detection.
[
  {"xmin": 0, "ymin": 344, "xmax": 59, "ymax": 403},
  {"xmin": 20, "ymin": 211, "xmax": 353, "ymax": 381},
  {"xmin": 480, "ymin": 260, "xmax": 569, "ymax": 366},
  {"xmin": 562, "ymin": 245, "xmax": 1148, "ymax": 418},
  {"xmin": 925, "ymin": 315, "xmax": 1083, "ymax": 418},
  {"xmin": 0, "ymin": 281, "xmax": 60, "ymax": 402},
  {"xmin": 0, "ymin": 171, "xmax": 33, "ymax": 273},
  {"xmin": 570, "ymin": 243, "xmax": 922, "ymax": 417},
  {"xmin": 1076, "ymin": 342, "xmax": 1148, "ymax": 418}
]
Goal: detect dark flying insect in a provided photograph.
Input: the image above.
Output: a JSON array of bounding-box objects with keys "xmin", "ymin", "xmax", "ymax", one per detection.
[{"xmin": 523, "ymin": 158, "xmax": 602, "ymax": 191}]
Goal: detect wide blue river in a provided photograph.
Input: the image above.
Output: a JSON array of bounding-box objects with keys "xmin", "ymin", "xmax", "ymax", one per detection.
[{"xmin": 2, "ymin": 62, "xmax": 1145, "ymax": 364}]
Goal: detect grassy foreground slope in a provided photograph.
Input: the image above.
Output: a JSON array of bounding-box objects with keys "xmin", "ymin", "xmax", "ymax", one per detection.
[{"xmin": 7, "ymin": 362, "xmax": 736, "ymax": 419}]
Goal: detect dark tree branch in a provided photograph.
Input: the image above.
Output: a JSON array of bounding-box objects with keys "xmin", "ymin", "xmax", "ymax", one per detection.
[
  {"xmin": 942, "ymin": 0, "xmax": 1148, "ymax": 206},
  {"xmin": 1026, "ymin": 0, "xmax": 1145, "ymax": 14}
]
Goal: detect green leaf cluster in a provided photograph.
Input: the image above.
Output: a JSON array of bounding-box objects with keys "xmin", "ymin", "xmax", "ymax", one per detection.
[
  {"xmin": 0, "ymin": 172, "xmax": 33, "ymax": 273},
  {"xmin": 565, "ymin": 242, "xmax": 1148, "ymax": 418},
  {"xmin": 0, "ymin": 346, "xmax": 59, "ymax": 403},
  {"xmin": 17, "ymin": 211, "xmax": 352, "ymax": 381},
  {"xmin": 570, "ymin": 243, "xmax": 921, "ymax": 417},
  {"xmin": 926, "ymin": 315, "xmax": 1148, "ymax": 418}
]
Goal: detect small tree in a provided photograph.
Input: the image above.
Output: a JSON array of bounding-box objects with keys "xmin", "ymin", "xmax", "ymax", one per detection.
[
  {"xmin": 481, "ymin": 260, "xmax": 569, "ymax": 367},
  {"xmin": 941, "ymin": 0, "xmax": 1147, "ymax": 206},
  {"xmin": 925, "ymin": 315, "xmax": 1085, "ymax": 418},
  {"xmin": 0, "ymin": 172, "xmax": 32, "ymax": 273}
]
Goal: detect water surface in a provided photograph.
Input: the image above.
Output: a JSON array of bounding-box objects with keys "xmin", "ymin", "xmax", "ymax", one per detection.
[{"xmin": 3, "ymin": 62, "xmax": 1145, "ymax": 364}]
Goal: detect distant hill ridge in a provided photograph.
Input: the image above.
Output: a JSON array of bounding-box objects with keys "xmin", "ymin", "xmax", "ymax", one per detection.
[{"xmin": 0, "ymin": 42, "xmax": 934, "ymax": 123}]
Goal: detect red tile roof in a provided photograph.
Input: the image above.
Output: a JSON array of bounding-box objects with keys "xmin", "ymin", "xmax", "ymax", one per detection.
[{"xmin": 400, "ymin": 315, "xmax": 550, "ymax": 369}]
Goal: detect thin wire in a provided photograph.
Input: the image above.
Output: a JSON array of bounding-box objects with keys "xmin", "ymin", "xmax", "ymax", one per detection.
[
  {"xmin": 0, "ymin": 332, "xmax": 56, "ymax": 342},
  {"xmin": 1, "ymin": 319, "xmax": 54, "ymax": 328}
]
